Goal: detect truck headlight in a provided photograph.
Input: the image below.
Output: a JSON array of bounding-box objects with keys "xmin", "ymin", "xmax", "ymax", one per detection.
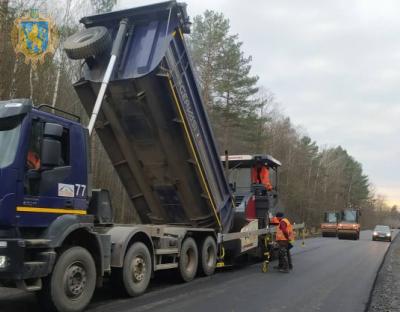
[
  {"xmin": 0, "ymin": 256, "xmax": 8, "ymax": 268},
  {"xmin": 386, "ymin": 233, "xmax": 391, "ymax": 237}
]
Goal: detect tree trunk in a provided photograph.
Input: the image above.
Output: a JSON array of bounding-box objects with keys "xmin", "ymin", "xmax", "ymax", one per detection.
[{"xmin": 0, "ymin": 0, "xmax": 9, "ymax": 99}]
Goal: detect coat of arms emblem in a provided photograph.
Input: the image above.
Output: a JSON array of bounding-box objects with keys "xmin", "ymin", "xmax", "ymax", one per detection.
[{"xmin": 11, "ymin": 9, "xmax": 58, "ymax": 69}]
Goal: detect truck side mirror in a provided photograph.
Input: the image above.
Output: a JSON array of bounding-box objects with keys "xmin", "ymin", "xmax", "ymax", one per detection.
[
  {"xmin": 41, "ymin": 123, "xmax": 63, "ymax": 168},
  {"xmin": 44, "ymin": 123, "xmax": 63, "ymax": 137}
]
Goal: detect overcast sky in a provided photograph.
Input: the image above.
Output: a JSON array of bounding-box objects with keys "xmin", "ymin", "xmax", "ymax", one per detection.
[{"xmin": 117, "ymin": 0, "xmax": 400, "ymax": 206}]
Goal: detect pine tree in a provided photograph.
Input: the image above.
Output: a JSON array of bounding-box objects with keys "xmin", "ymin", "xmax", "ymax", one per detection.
[{"xmin": 189, "ymin": 10, "xmax": 230, "ymax": 110}]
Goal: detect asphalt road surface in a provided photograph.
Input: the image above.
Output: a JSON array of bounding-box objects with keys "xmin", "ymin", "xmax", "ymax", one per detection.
[{"xmin": 0, "ymin": 230, "xmax": 396, "ymax": 312}]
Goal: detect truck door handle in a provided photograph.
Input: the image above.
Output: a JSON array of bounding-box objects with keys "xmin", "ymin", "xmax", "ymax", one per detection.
[{"xmin": 65, "ymin": 200, "xmax": 73, "ymax": 208}]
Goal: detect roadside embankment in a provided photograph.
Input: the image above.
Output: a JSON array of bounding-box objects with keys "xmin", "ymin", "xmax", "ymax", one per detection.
[{"xmin": 367, "ymin": 232, "xmax": 400, "ymax": 312}]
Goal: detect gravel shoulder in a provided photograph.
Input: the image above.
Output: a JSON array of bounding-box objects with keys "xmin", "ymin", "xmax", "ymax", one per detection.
[{"xmin": 367, "ymin": 233, "xmax": 400, "ymax": 312}]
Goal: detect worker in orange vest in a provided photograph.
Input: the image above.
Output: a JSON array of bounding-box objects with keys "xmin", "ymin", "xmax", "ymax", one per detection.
[
  {"xmin": 251, "ymin": 161, "xmax": 272, "ymax": 191},
  {"xmin": 274, "ymin": 212, "xmax": 294, "ymax": 273},
  {"xmin": 27, "ymin": 150, "xmax": 41, "ymax": 170}
]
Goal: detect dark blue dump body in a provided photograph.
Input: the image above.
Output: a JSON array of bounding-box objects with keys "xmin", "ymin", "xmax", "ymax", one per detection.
[{"xmin": 74, "ymin": 1, "xmax": 234, "ymax": 232}]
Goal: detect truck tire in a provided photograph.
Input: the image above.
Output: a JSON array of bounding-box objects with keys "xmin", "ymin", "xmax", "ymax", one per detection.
[
  {"xmin": 199, "ymin": 236, "xmax": 217, "ymax": 276},
  {"xmin": 121, "ymin": 242, "xmax": 152, "ymax": 297},
  {"xmin": 64, "ymin": 26, "xmax": 111, "ymax": 60},
  {"xmin": 179, "ymin": 237, "xmax": 198, "ymax": 282},
  {"xmin": 38, "ymin": 246, "xmax": 96, "ymax": 312}
]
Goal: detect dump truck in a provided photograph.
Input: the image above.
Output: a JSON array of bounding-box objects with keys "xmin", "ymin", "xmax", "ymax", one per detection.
[
  {"xmin": 0, "ymin": 2, "xmax": 302, "ymax": 311},
  {"xmin": 337, "ymin": 209, "xmax": 361, "ymax": 240},
  {"xmin": 320, "ymin": 211, "xmax": 339, "ymax": 237}
]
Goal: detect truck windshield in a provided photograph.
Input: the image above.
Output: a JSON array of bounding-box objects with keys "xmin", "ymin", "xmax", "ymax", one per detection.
[
  {"xmin": 0, "ymin": 117, "xmax": 22, "ymax": 169},
  {"xmin": 342, "ymin": 210, "xmax": 357, "ymax": 222},
  {"xmin": 326, "ymin": 213, "xmax": 337, "ymax": 223}
]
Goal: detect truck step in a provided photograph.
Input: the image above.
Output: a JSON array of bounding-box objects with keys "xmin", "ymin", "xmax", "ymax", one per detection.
[
  {"xmin": 155, "ymin": 263, "xmax": 178, "ymax": 271},
  {"xmin": 22, "ymin": 261, "xmax": 50, "ymax": 279},
  {"xmin": 16, "ymin": 278, "xmax": 42, "ymax": 292},
  {"xmin": 155, "ymin": 248, "xmax": 179, "ymax": 255},
  {"xmin": 24, "ymin": 239, "xmax": 51, "ymax": 248}
]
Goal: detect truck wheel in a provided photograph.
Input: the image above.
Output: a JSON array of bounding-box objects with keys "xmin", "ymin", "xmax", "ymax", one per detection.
[
  {"xmin": 199, "ymin": 236, "xmax": 217, "ymax": 276},
  {"xmin": 121, "ymin": 242, "xmax": 152, "ymax": 297},
  {"xmin": 38, "ymin": 246, "xmax": 96, "ymax": 312},
  {"xmin": 179, "ymin": 237, "xmax": 198, "ymax": 282},
  {"xmin": 64, "ymin": 26, "xmax": 111, "ymax": 60}
]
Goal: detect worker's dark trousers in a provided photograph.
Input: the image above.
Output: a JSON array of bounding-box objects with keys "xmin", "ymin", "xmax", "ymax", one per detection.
[{"xmin": 277, "ymin": 241, "xmax": 292, "ymax": 270}]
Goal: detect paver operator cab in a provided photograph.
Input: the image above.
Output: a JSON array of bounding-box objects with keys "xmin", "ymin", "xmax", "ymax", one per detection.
[{"xmin": 222, "ymin": 154, "xmax": 281, "ymax": 228}]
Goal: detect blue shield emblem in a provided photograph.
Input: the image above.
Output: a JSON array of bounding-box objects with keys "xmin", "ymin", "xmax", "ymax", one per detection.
[
  {"xmin": 11, "ymin": 11, "xmax": 58, "ymax": 69},
  {"xmin": 20, "ymin": 21, "xmax": 49, "ymax": 55}
]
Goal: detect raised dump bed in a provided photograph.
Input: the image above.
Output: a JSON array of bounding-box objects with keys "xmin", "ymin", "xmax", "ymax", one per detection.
[{"xmin": 71, "ymin": 1, "xmax": 234, "ymax": 232}]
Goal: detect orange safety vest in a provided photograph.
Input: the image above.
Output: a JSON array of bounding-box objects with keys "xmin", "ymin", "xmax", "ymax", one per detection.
[
  {"xmin": 27, "ymin": 151, "xmax": 41, "ymax": 170},
  {"xmin": 276, "ymin": 218, "xmax": 294, "ymax": 241},
  {"xmin": 251, "ymin": 166, "xmax": 272, "ymax": 191}
]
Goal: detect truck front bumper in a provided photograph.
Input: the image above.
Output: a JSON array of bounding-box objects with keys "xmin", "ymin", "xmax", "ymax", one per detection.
[{"xmin": 0, "ymin": 239, "xmax": 55, "ymax": 281}]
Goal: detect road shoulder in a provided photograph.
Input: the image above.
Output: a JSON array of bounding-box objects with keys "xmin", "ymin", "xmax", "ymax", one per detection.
[{"xmin": 367, "ymin": 233, "xmax": 400, "ymax": 312}]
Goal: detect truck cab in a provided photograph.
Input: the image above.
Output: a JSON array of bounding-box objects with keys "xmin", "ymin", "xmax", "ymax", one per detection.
[
  {"xmin": 320, "ymin": 212, "xmax": 339, "ymax": 237},
  {"xmin": 0, "ymin": 99, "xmax": 114, "ymax": 312},
  {"xmin": 0, "ymin": 99, "xmax": 90, "ymax": 230}
]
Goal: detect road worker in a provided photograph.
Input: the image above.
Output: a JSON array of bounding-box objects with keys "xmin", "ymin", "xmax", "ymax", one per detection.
[
  {"xmin": 27, "ymin": 150, "xmax": 40, "ymax": 170},
  {"xmin": 251, "ymin": 161, "xmax": 272, "ymax": 191},
  {"xmin": 274, "ymin": 212, "xmax": 294, "ymax": 273}
]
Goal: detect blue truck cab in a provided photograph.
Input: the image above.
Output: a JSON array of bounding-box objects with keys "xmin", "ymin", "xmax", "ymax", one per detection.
[
  {"xmin": 0, "ymin": 99, "xmax": 89, "ymax": 228},
  {"xmin": 0, "ymin": 98, "xmax": 105, "ymax": 278}
]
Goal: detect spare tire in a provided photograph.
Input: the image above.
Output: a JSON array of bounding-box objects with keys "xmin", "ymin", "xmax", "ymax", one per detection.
[{"xmin": 64, "ymin": 26, "xmax": 111, "ymax": 60}]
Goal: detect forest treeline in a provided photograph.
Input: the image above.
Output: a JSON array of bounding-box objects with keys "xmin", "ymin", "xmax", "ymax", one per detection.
[{"xmin": 0, "ymin": 0, "xmax": 397, "ymax": 228}]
